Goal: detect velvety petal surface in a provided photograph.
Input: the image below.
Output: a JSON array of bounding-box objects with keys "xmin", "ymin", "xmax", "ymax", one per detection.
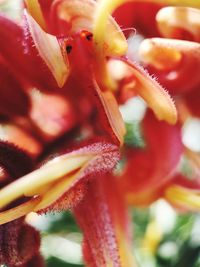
[{"xmin": 74, "ymin": 175, "xmax": 136, "ymax": 267}]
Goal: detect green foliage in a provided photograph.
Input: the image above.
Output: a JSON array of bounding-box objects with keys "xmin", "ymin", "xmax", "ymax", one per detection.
[
  {"xmin": 47, "ymin": 257, "xmax": 84, "ymax": 267},
  {"xmin": 47, "ymin": 211, "xmax": 81, "ymax": 233},
  {"xmin": 124, "ymin": 122, "xmax": 145, "ymax": 148}
]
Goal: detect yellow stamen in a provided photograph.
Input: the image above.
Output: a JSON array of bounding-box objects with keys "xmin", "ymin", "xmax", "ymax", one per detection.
[{"xmin": 165, "ymin": 185, "xmax": 200, "ymax": 211}]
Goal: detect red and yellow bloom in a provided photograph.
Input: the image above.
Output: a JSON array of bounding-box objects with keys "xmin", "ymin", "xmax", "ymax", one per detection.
[{"xmin": 0, "ymin": 0, "xmax": 200, "ymax": 266}]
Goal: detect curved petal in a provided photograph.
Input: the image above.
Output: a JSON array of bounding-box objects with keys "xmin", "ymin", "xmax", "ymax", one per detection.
[
  {"xmin": 25, "ymin": 10, "xmax": 69, "ymax": 88},
  {"xmin": 50, "ymin": 0, "xmax": 127, "ymax": 56},
  {"xmin": 113, "ymin": 2, "xmax": 163, "ymax": 38},
  {"xmin": 139, "ymin": 38, "xmax": 200, "ymax": 94},
  {"xmin": 0, "ymin": 197, "xmax": 41, "ymax": 225},
  {"xmin": 0, "ymin": 219, "xmax": 40, "ymax": 266},
  {"xmin": 29, "ymin": 90, "xmax": 76, "ymax": 141},
  {"xmin": 0, "ymin": 62, "xmax": 30, "ymax": 118},
  {"xmin": 74, "ymin": 175, "xmax": 136, "ymax": 267},
  {"xmin": 113, "ymin": 58, "xmax": 177, "ymax": 124},
  {"xmin": 156, "ymin": 7, "xmax": 200, "ymax": 42},
  {"xmin": 93, "ymin": 0, "xmax": 128, "ymax": 56},
  {"xmin": 119, "ymin": 110, "xmax": 183, "ymax": 205},
  {"xmin": 0, "ymin": 140, "xmax": 119, "ymax": 223},
  {"xmin": 25, "ymin": 0, "xmax": 46, "ymax": 30},
  {"xmin": 0, "ymin": 154, "xmax": 91, "ymax": 210},
  {"xmin": 185, "ymin": 86, "xmax": 200, "ymax": 117},
  {"xmin": 151, "ymin": 0, "xmax": 200, "ymax": 8},
  {"xmin": 0, "ymin": 15, "xmax": 58, "ymax": 91},
  {"xmin": 93, "ymin": 80, "xmax": 126, "ymax": 145},
  {"xmin": 165, "ymin": 184, "xmax": 200, "ymax": 212},
  {"xmin": 0, "ymin": 123, "xmax": 42, "ymax": 157}
]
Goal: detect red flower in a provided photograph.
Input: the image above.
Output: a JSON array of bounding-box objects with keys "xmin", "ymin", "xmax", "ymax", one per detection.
[{"xmin": 3, "ymin": 0, "xmax": 199, "ymax": 266}]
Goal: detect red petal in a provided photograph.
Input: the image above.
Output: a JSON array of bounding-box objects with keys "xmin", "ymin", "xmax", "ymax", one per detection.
[
  {"xmin": 93, "ymin": 81, "xmax": 126, "ymax": 145},
  {"xmin": 113, "ymin": 57, "xmax": 177, "ymax": 124},
  {"xmin": 0, "ymin": 139, "xmax": 120, "ymax": 223},
  {"xmin": 156, "ymin": 7, "xmax": 200, "ymax": 42},
  {"xmin": 139, "ymin": 38, "xmax": 200, "ymax": 94},
  {"xmin": 25, "ymin": 10, "xmax": 69, "ymax": 88},
  {"xmin": 0, "ymin": 141, "xmax": 33, "ymax": 183},
  {"xmin": 0, "ymin": 15, "xmax": 58, "ymax": 91},
  {"xmin": 74, "ymin": 175, "xmax": 135, "ymax": 267},
  {"xmin": 29, "ymin": 90, "xmax": 76, "ymax": 141},
  {"xmin": 38, "ymin": 139, "xmax": 120, "ymax": 213},
  {"xmin": 172, "ymin": 174, "xmax": 200, "ymax": 190},
  {"xmin": 119, "ymin": 110, "xmax": 183, "ymax": 205},
  {"xmin": 0, "ymin": 219, "xmax": 40, "ymax": 266},
  {"xmin": 0, "ymin": 123, "xmax": 42, "ymax": 157},
  {"xmin": 113, "ymin": 2, "xmax": 163, "ymax": 38},
  {"xmin": 0, "ymin": 62, "xmax": 30, "ymax": 118},
  {"xmin": 185, "ymin": 86, "xmax": 200, "ymax": 117},
  {"xmin": 24, "ymin": 253, "xmax": 45, "ymax": 267}
]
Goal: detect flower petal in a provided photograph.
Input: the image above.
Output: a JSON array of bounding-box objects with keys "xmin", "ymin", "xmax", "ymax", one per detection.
[
  {"xmin": 25, "ymin": 10, "xmax": 69, "ymax": 88},
  {"xmin": 29, "ymin": 89, "xmax": 76, "ymax": 141},
  {"xmin": 51, "ymin": 0, "xmax": 127, "ymax": 56},
  {"xmin": 0, "ymin": 154, "xmax": 91, "ymax": 210},
  {"xmin": 0, "ymin": 219, "xmax": 40, "ymax": 266},
  {"xmin": 25, "ymin": 0, "xmax": 46, "ymax": 30},
  {"xmin": 0, "ymin": 15, "xmax": 58, "ymax": 91},
  {"xmin": 93, "ymin": 80, "xmax": 126, "ymax": 145},
  {"xmin": 0, "ymin": 141, "xmax": 33, "ymax": 183},
  {"xmin": 0, "ymin": 62, "xmax": 30, "ymax": 118},
  {"xmin": 74, "ymin": 175, "xmax": 136, "ymax": 267},
  {"xmin": 185, "ymin": 86, "xmax": 200, "ymax": 117},
  {"xmin": 139, "ymin": 38, "xmax": 200, "ymax": 94},
  {"xmin": 0, "ymin": 123, "xmax": 42, "ymax": 157},
  {"xmin": 93, "ymin": 0, "xmax": 128, "ymax": 56},
  {"xmin": 152, "ymin": 0, "xmax": 200, "ymax": 8},
  {"xmin": 165, "ymin": 185, "xmax": 200, "ymax": 211},
  {"xmin": 0, "ymin": 140, "xmax": 119, "ymax": 222},
  {"xmin": 115, "ymin": 58, "xmax": 177, "ymax": 124},
  {"xmin": 0, "ymin": 197, "xmax": 41, "ymax": 225},
  {"xmin": 113, "ymin": 2, "xmax": 163, "ymax": 38},
  {"xmin": 156, "ymin": 7, "xmax": 200, "ymax": 42},
  {"xmin": 35, "ymin": 140, "xmax": 120, "ymax": 212},
  {"xmin": 119, "ymin": 110, "xmax": 182, "ymax": 205}
]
